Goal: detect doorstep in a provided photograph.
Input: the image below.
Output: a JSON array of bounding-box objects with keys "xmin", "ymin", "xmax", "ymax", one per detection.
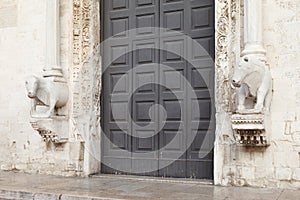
[{"xmin": 0, "ymin": 171, "xmax": 297, "ymax": 200}]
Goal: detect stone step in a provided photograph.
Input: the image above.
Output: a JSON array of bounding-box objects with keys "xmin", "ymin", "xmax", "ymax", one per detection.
[{"xmin": 0, "ymin": 189, "xmax": 116, "ymax": 200}]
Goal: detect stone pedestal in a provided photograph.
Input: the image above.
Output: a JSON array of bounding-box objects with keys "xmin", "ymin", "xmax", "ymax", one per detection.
[
  {"xmin": 231, "ymin": 112, "xmax": 269, "ymax": 147},
  {"xmin": 30, "ymin": 117, "xmax": 69, "ymax": 143}
]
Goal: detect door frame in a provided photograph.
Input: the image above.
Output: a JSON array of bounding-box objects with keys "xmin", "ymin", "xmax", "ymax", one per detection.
[
  {"xmin": 70, "ymin": 0, "xmax": 239, "ymax": 184},
  {"xmin": 99, "ymin": 0, "xmax": 217, "ymax": 179}
]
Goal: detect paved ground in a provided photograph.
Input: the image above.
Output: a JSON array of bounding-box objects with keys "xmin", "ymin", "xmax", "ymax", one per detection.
[{"xmin": 0, "ymin": 172, "xmax": 299, "ymax": 200}]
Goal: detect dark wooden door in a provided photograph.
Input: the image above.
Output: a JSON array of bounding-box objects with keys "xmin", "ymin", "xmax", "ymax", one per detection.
[{"xmin": 102, "ymin": 0, "xmax": 215, "ymax": 179}]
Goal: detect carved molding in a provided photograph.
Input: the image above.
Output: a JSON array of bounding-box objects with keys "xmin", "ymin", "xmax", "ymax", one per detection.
[
  {"xmin": 72, "ymin": 0, "xmax": 93, "ymax": 118},
  {"xmin": 232, "ymin": 114, "xmax": 264, "ymax": 130},
  {"xmin": 216, "ymin": 0, "xmax": 230, "ymax": 73},
  {"xmin": 216, "ymin": 0, "xmax": 238, "ymax": 113},
  {"xmin": 214, "ymin": 0, "xmax": 239, "ymax": 144},
  {"xmin": 30, "ymin": 117, "xmax": 69, "ymax": 144},
  {"xmin": 72, "ymin": 0, "xmax": 101, "ymax": 142},
  {"xmin": 231, "ymin": 113, "xmax": 268, "ymax": 146}
]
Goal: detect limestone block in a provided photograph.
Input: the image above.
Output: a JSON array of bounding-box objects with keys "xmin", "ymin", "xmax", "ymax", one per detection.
[
  {"xmin": 15, "ymin": 163, "xmax": 28, "ymax": 171},
  {"xmin": 0, "ymin": 3, "xmax": 17, "ymax": 28},
  {"xmin": 34, "ymin": 193, "xmax": 61, "ymax": 200},
  {"xmin": 272, "ymin": 141, "xmax": 294, "ymax": 152},
  {"xmin": 276, "ymin": 168, "xmax": 292, "ymax": 181},
  {"xmin": 274, "ymin": 152, "xmax": 299, "ymax": 168},
  {"xmin": 0, "ymin": 164, "xmax": 12, "ymax": 171},
  {"xmin": 69, "ymin": 142, "xmax": 84, "ymax": 161},
  {"xmin": 255, "ymin": 167, "xmax": 275, "ymax": 179},
  {"xmin": 241, "ymin": 167, "xmax": 255, "ymax": 179},
  {"xmin": 292, "ymin": 132, "xmax": 300, "ymax": 143},
  {"xmin": 270, "ymin": 121, "xmax": 288, "ymax": 140},
  {"xmin": 292, "ymin": 168, "xmax": 300, "ymax": 181}
]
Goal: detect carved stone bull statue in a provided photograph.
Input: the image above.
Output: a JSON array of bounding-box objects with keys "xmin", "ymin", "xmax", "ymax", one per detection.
[
  {"xmin": 25, "ymin": 75, "xmax": 68, "ymax": 118},
  {"xmin": 232, "ymin": 55, "xmax": 272, "ymax": 113}
]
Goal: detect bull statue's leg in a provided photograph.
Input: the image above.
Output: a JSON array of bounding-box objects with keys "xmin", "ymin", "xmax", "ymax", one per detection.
[
  {"xmin": 46, "ymin": 98, "xmax": 56, "ymax": 117},
  {"xmin": 237, "ymin": 85, "xmax": 247, "ymax": 111},
  {"xmin": 30, "ymin": 99, "xmax": 38, "ymax": 117},
  {"xmin": 255, "ymin": 87, "xmax": 268, "ymax": 112},
  {"xmin": 264, "ymin": 89, "xmax": 272, "ymax": 112},
  {"xmin": 255, "ymin": 74, "xmax": 272, "ymax": 112}
]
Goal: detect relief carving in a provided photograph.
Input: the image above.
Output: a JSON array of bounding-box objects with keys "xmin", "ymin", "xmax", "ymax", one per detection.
[
  {"xmin": 231, "ymin": 0, "xmax": 272, "ymax": 147},
  {"xmin": 30, "ymin": 117, "xmax": 69, "ymax": 143},
  {"xmin": 215, "ymin": 0, "xmax": 238, "ymax": 144},
  {"xmin": 232, "ymin": 54, "xmax": 272, "ymax": 113},
  {"xmin": 25, "ymin": 66, "xmax": 69, "ymax": 144},
  {"xmin": 26, "ymin": 0, "xmax": 69, "ymax": 144},
  {"xmin": 25, "ymin": 71, "xmax": 68, "ymax": 118},
  {"xmin": 231, "ymin": 114, "xmax": 268, "ymax": 146},
  {"xmin": 72, "ymin": 0, "xmax": 101, "ymax": 143}
]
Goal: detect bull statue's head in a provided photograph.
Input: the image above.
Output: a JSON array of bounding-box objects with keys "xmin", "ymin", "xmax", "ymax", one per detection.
[
  {"xmin": 232, "ymin": 55, "xmax": 266, "ymax": 88},
  {"xmin": 232, "ymin": 56, "xmax": 251, "ymax": 88},
  {"xmin": 25, "ymin": 75, "xmax": 39, "ymax": 98}
]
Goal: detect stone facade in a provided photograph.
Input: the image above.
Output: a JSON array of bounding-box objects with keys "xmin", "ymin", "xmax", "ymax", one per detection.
[
  {"xmin": 0, "ymin": 0, "xmax": 299, "ymax": 189},
  {"xmin": 215, "ymin": 0, "xmax": 300, "ymax": 189},
  {"xmin": 0, "ymin": 0, "xmax": 92, "ymax": 176}
]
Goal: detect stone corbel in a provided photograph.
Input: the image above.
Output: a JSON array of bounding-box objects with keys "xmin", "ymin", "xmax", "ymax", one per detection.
[
  {"xmin": 231, "ymin": 0, "xmax": 272, "ymax": 147},
  {"xmin": 25, "ymin": 0, "xmax": 69, "ymax": 143}
]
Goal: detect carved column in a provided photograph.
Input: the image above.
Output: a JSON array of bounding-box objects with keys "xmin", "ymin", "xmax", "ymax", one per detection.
[
  {"xmin": 26, "ymin": 0, "xmax": 69, "ymax": 143},
  {"xmin": 44, "ymin": 0, "xmax": 65, "ymax": 81},
  {"xmin": 231, "ymin": 0, "xmax": 272, "ymax": 147},
  {"xmin": 242, "ymin": 0, "xmax": 266, "ymax": 56},
  {"xmin": 46, "ymin": 0, "xmax": 60, "ymax": 67}
]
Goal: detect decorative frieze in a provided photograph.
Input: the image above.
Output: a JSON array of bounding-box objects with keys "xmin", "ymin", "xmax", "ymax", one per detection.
[
  {"xmin": 72, "ymin": 0, "xmax": 93, "ymax": 118},
  {"xmin": 232, "ymin": 113, "xmax": 264, "ymax": 129},
  {"xmin": 216, "ymin": 0, "xmax": 240, "ymax": 115},
  {"xmin": 231, "ymin": 113, "xmax": 268, "ymax": 146}
]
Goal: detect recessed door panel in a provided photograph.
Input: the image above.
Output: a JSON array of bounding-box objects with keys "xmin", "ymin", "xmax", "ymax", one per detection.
[{"xmin": 102, "ymin": 0, "xmax": 215, "ymax": 179}]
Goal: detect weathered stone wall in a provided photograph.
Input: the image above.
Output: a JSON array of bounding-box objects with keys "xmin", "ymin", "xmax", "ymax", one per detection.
[
  {"xmin": 215, "ymin": 0, "xmax": 300, "ymax": 189},
  {"xmin": 0, "ymin": 0, "xmax": 89, "ymax": 176},
  {"xmin": 0, "ymin": 0, "xmax": 300, "ymax": 190}
]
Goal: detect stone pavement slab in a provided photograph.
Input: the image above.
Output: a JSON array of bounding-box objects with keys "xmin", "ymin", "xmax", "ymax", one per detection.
[{"xmin": 0, "ymin": 172, "xmax": 298, "ymax": 200}]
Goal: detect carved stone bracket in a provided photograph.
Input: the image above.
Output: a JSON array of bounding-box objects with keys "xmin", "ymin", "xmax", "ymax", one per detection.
[
  {"xmin": 232, "ymin": 113, "xmax": 269, "ymax": 147},
  {"xmin": 30, "ymin": 117, "xmax": 69, "ymax": 143}
]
